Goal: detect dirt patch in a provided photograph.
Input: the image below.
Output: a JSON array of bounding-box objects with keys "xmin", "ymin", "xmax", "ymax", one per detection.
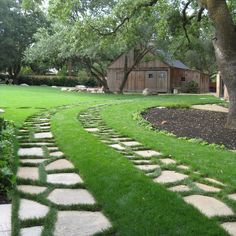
[
  {"xmin": 143, "ymin": 108, "xmax": 236, "ymax": 150},
  {"xmin": 0, "ymin": 192, "xmax": 10, "ymax": 204}
]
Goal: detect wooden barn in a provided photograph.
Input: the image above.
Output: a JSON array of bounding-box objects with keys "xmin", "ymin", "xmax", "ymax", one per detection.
[{"xmin": 107, "ymin": 49, "xmax": 209, "ymax": 93}]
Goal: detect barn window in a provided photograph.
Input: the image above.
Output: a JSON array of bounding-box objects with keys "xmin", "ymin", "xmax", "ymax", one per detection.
[
  {"xmin": 181, "ymin": 77, "xmax": 186, "ymax": 82},
  {"xmin": 148, "ymin": 73, "xmax": 154, "ymax": 78}
]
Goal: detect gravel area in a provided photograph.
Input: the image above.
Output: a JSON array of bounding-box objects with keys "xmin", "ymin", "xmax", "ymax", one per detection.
[{"xmin": 143, "ymin": 108, "xmax": 236, "ymax": 150}]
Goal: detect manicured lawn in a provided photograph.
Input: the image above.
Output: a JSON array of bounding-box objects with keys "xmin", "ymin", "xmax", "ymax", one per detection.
[{"xmin": 1, "ymin": 85, "xmax": 235, "ymax": 235}]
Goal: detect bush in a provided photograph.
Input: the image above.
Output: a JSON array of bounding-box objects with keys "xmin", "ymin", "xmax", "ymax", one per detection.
[
  {"xmin": 181, "ymin": 81, "xmax": 199, "ymax": 93},
  {"xmin": 0, "ymin": 119, "xmax": 16, "ymax": 197}
]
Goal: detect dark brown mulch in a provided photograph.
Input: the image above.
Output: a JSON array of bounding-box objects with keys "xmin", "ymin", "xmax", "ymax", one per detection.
[
  {"xmin": 143, "ymin": 108, "xmax": 236, "ymax": 150},
  {"xmin": 0, "ymin": 192, "xmax": 10, "ymax": 204}
]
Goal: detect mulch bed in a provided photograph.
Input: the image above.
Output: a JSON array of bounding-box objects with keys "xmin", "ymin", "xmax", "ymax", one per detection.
[
  {"xmin": 0, "ymin": 192, "xmax": 10, "ymax": 204},
  {"xmin": 143, "ymin": 108, "xmax": 236, "ymax": 150}
]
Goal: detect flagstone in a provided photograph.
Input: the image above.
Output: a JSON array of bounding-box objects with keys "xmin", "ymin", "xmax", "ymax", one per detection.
[
  {"xmin": 0, "ymin": 204, "xmax": 11, "ymax": 235},
  {"xmin": 169, "ymin": 185, "xmax": 191, "ymax": 192},
  {"xmin": 136, "ymin": 164, "xmax": 160, "ymax": 172},
  {"xmin": 47, "ymin": 173, "xmax": 83, "ymax": 185},
  {"xmin": 160, "ymin": 158, "xmax": 176, "ymax": 165},
  {"xmin": 20, "ymin": 159, "xmax": 48, "ymax": 164},
  {"xmin": 18, "ymin": 147, "xmax": 44, "ymax": 157},
  {"xmin": 184, "ymin": 195, "xmax": 234, "ymax": 217},
  {"xmin": 228, "ymin": 193, "xmax": 236, "ymax": 201},
  {"xmin": 48, "ymin": 189, "xmax": 96, "ymax": 205},
  {"xmin": 17, "ymin": 167, "xmax": 39, "ymax": 180},
  {"xmin": 109, "ymin": 144, "xmax": 126, "ymax": 151},
  {"xmin": 221, "ymin": 222, "xmax": 236, "ymax": 236},
  {"xmin": 205, "ymin": 178, "xmax": 225, "ymax": 186},
  {"xmin": 21, "ymin": 226, "xmax": 43, "ymax": 236},
  {"xmin": 17, "ymin": 185, "xmax": 47, "ymax": 194},
  {"xmin": 154, "ymin": 171, "xmax": 188, "ymax": 184},
  {"xmin": 50, "ymin": 151, "xmax": 64, "ymax": 157},
  {"xmin": 47, "ymin": 147, "xmax": 59, "ymax": 151},
  {"xmin": 85, "ymin": 128, "xmax": 99, "ymax": 132},
  {"xmin": 34, "ymin": 132, "xmax": 53, "ymax": 139},
  {"xmin": 110, "ymin": 137, "xmax": 132, "ymax": 142},
  {"xmin": 19, "ymin": 199, "xmax": 49, "ymax": 220},
  {"xmin": 177, "ymin": 165, "xmax": 190, "ymax": 170},
  {"xmin": 121, "ymin": 141, "xmax": 141, "ymax": 147},
  {"xmin": 20, "ymin": 142, "xmax": 54, "ymax": 146},
  {"xmin": 39, "ymin": 126, "xmax": 51, "ymax": 130},
  {"xmin": 132, "ymin": 160, "xmax": 152, "ymax": 164},
  {"xmin": 135, "ymin": 150, "xmax": 161, "ymax": 158},
  {"xmin": 46, "ymin": 159, "xmax": 74, "ymax": 171},
  {"xmin": 54, "ymin": 211, "xmax": 111, "ymax": 236},
  {"xmin": 39, "ymin": 118, "xmax": 50, "ymax": 121},
  {"xmin": 195, "ymin": 182, "xmax": 221, "ymax": 193}
]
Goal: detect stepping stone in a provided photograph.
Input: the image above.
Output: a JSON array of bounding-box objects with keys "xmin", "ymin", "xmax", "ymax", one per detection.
[
  {"xmin": 205, "ymin": 178, "xmax": 225, "ymax": 186},
  {"xmin": 20, "ymin": 159, "xmax": 48, "ymax": 164},
  {"xmin": 20, "ymin": 142, "xmax": 53, "ymax": 146},
  {"xmin": 46, "ymin": 159, "xmax": 74, "ymax": 171},
  {"xmin": 85, "ymin": 128, "xmax": 99, "ymax": 132},
  {"xmin": 135, "ymin": 150, "xmax": 161, "ymax": 158},
  {"xmin": 177, "ymin": 165, "xmax": 190, "ymax": 170},
  {"xmin": 121, "ymin": 141, "xmax": 141, "ymax": 147},
  {"xmin": 221, "ymin": 222, "xmax": 236, "ymax": 236},
  {"xmin": 34, "ymin": 132, "xmax": 53, "ymax": 139},
  {"xmin": 47, "ymin": 147, "xmax": 59, "ymax": 151},
  {"xmin": 132, "ymin": 160, "xmax": 152, "ymax": 164},
  {"xmin": 50, "ymin": 151, "xmax": 64, "ymax": 157},
  {"xmin": 39, "ymin": 126, "xmax": 50, "ymax": 130},
  {"xmin": 0, "ymin": 204, "xmax": 11, "ymax": 235},
  {"xmin": 160, "ymin": 158, "xmax": 176, "ymax": 165},
  {"xmin": 48, "ymin": 189, "xmax": 96, "ymax": 205},
  {"xmin": 109, "ymin": 144, "xmax": 126, "ymax": 151},
  {"xmin": 39, "ymin": 118, "xmax": 49, "ymax": 121},
  {"xmin": 18, "ymin": 147, "xmax": 44, "ymax": 157},
  {"xmin": 136, "ymin": 164, "xmax": 160, "ymax": 172},
  {"xmin": 54, "ymin": 211, "xmax": 111, "ymax": 236},
  {"xmin": 110, "ymin": 137, "xmax": 131, "ymax": 142},
  {"xmin": 17, "ymin": 167, "xmax": 39, "ymax": 180},
  {"xmin": 228, "ymin": 193, "xmax": 236, "ymax": 201},
  {"xmin": 47, "ymin": 173, "xmax": 83, "ymax": 185},
  {"xmin": 17, "ymin": 185, "xmax": 47, "ymax": 195},
  {"xmin": 154, "ymin": 171, "xmax": 188, "ymax": 184},
  {"xmin": 169, "ymin": 185, "xmax": 191, "ymax": 192},
  {"xmin": 184, "ymin": 195, "xmax": 234, "ymax": 217},
  {"xmin": 19, "ymin": 199, "xmax": 49, "ymax": 220},
  {"xmin": 195, "ymin": 182, "xmax": 221, "ymax": 193},
  {"xmin": 21, "ymin": 226, "xmax": 43, "ymax": 236},
  {"xmin": 36, "ymin": 123, "xmax": 50, "ymax": 126}
]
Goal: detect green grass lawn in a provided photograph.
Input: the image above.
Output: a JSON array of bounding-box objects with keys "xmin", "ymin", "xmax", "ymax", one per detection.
[{"xmin": 1, "ymin": 85, "xmax": 235, "ymax": 235}]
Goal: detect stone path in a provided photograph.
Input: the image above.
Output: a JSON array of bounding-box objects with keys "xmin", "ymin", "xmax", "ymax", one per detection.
[
  {"xmin": 13, "ymin": 112, "xmax": 112, "ymax": 235},
  {"xmin": 79, "ymin": 106, "xmax": 236, "ymax": 236},
  {"xmin": 192, "ymin": 104, "xmax": 228, "ymax": 113}
]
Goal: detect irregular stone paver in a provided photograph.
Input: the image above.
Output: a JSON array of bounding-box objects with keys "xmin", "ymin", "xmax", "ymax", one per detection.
[
  {"xmin": 46, "ymin": 159, "xmax": 74, "ymax": 171},
  {"xmin": 20, "ymin": 142, "xmax": 53, "ymax": 146},
  {"xmin": 54, "ymin": 211, "xmax": 111, "ymax": 236},
  {"xmin": 17, "ymin": 185, "xmax": 47, "ymax": 195},
  {"xmin": 47, "ymin": 173, "xmax": 83, "ymax": 185},
  {"xmin": 18, "ymin": 147, "xmax": 44, "ymax": 157},
  {"xmin": 50, "ymin": 151, "xmax": 64, "ymax": 157},
  {"xmin": 184, "ymin": 195, "xmax": 234, "ymax": 217},
  {"xmin": 17, "ymin": 167, "xmax": 39, "ymax": 180},
  {"xmin": 0, "ymin": 204, "xmax": 11, "ymax": 235},
  {"xmin": 21, "ymin": 226, "xmax": 43, "ymax": 236},
  {"xmin": 195, "ymin": 182, "xmax": 221, "ymax": 193},
  {"xmin": 111, "ymin": 137, "xmax": 131, "ymax": 142},
  {"xmin": 228, "ymin": 193, "xmax": 236, "ymax": 201},
  {"xmin": 39, "ymin": 118, "xmax": 49, "ymax": 121},
  {"xmin": 109, "ymin": 144, "xmax": 126, "ymax": 151},
  {"xmin": 221, "ymin": 222, "xmax": 236, "ymax": 236},
  {"xmin": 48, "ymin": 189, "xmax": 96, "ymax": 205},
  {"xmin": 205, "ymin": 178, "xmax": 225, "ymax": 186},
  {"xmin": 47, "ymin": 147, "xmax": 59, "ymax": 151},
  {"xmin": 20, "ymin": 159, "xmax": 48, "ymax": 164},
  {"xmin": 169, "ymin": 185, "xmax": 191, "ymax": 192},
  {"xmin": 192, "ymin": 104, "xmax": 228, "ymax": 113},
  {"xmin": 34, "ymin": 132, "xmax": 53, "ymax": 139},
  {"xmin": 160, "ymin": 158, "xmax": 176, "ymax": 165},
  {"xmin": 135, "ymin": 150, "xmax": 161, "ymax": 158},
  {"xmin": 121, "ymin": 141, "xmax": 141, "ymax": 147},
  {"xmin": 132, "ymin": 160, "xmax": 152, "ymax": 164},
  {"xmin": 39, "ymin": 126, "xmax": 51, "ymax": 130},
  {"xmin": 154, "ymin": 171, "xmax": 188, "ymax": 184},
  {"xmin": 177, "ymin": 165, "xmax": 189, "ymax": 170},
  {"xmin": 136, "ymin": 164, "xmax": 160, "ymax": 172},
  {"xmin": 85, "ymin": 128, "xmax": 99, "ymax": 132},
  {"xmin": 19, "ymin": 199, "xmax": 49, "ymax": 220}
]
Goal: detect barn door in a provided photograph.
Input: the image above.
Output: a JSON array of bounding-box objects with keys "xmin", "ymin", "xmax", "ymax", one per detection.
[
  {"xmin": 156, "ymin": 71, "xmax": 168, "ymax": 92},
  {"xmin": 145, "ymin": 71, "xmax": 157, "ymax": 90}
]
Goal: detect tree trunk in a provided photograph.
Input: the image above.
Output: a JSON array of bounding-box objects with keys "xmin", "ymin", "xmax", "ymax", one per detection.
[{"xmin": 203, "ymin": 0, "xmax": 236, "ymax": 129}]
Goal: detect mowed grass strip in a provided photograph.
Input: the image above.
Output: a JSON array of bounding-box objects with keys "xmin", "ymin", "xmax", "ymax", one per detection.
[{"xmin": 51, "ymin": 106, "xmax": 227, "ymax": 236}]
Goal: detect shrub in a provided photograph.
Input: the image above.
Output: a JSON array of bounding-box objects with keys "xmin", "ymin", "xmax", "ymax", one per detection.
[
  {"xmin": 0, "ymin": 119, "xmax": 16, "ymax": 197},
  {"xmin": 181, "ymin": 81, "xmax": 199, "ymax": 93}
]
